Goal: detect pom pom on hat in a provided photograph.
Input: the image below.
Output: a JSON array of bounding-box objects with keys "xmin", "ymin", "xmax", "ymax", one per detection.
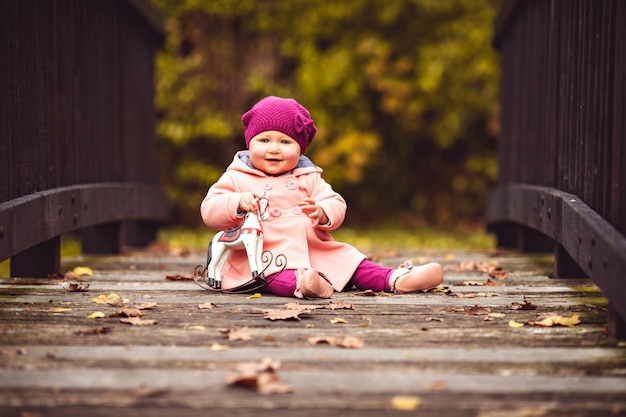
[{"xmin": 241, "ymin": 96, "xmax": 317, "ymax": 152}]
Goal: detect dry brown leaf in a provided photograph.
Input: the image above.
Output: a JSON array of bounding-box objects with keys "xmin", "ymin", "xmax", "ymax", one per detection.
[
  {"xmin": 120, "ymin": 317, "xmax": 158, "ymax": 326},
  {"xmin": 75, "ymin": 327, "xmax": 113, "ymax": 336},
  {"xmin": 488, "ymin": 267, "xmax": 509, "ymax": 280},
  {"xmin": 135, "ymin": 302, "xmax": 157, "ymax": 310},
  {"xmin": 456, "ymin": 293, "xmax": 477, "ymax": 299},
  {"xmin": 264, "ymin": 309, "xmax": 304, "ymax": 321},
  {"xmin": 464, "ymin": 305, "xmax": 491, "ymax": 315},
  {"xmin": 308, "ymin": 336, "xmax": 364, "ymax": 348},
  {"xmin": 330, "ymin": 318, "xmax": 348, "ymax": 324},
  {"xmin": 198, "ymin": 302, "xmax": 216, "ymax": 309},
  {"xmin": 485, "ymin": 279, "xmax": 498, "ymax": 286},
  {"xmin": 510, "ymin": 299, "xmax": 537, "ymax": 310},
  {"xmin": 226, "ymin": 358, "xmax": 292, "ymax": 394},
  {"xmin": 227, "ymin": 327, "xmax": 253, "ymax": 342},
  {"xmin": 165, "ymin": 274, "xmax": 192, "ymax": 281},
  {"xmin": 284, "ymin": 302, "xmax": 323, "ymax": 311},
  {"xmin": 329, "ymin": 300, "xmax": 354, "ymax": 310},
  {"xmin": 460, "ymin": 281, "xmax": 485, "ymax": 286},
  {"xmin": 111, "ymin": 308, "xmax": 143, "ymax": 318}
]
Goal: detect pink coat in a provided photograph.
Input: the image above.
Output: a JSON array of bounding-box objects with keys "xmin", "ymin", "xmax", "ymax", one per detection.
[{"xmin": 200, "ymin": 151, "xmax": 366, "ymax": 291}]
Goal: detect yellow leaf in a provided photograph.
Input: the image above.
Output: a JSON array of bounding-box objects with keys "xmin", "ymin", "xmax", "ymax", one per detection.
[
  {"xmin": 247, "ymin": 293, "xmax": 262, "ymax": 299},
  {"xmin": 86, "ymin": 312, "xmax": 106, "ymax": 319},
  {"xmin": 508, "ymin": 320, "xmax": 524, "ymax": 328},
  {"xmin": 488, "ymin": 313, "xmax": 505, "ymax": 318},
  {"xmin": 529, "ymin": 314, "xmax": 581, "ymax": 327},
  {"xmin": 391, "ymin": 395, "xmax": 422, "ymax": 410},
  {"xmin": 49, "ymin": 308, "xmax": 71, "ymax": 313},
  {"xmin": 186, "ymin": 325, "xmax": 205, "ymax": 330},
  {"xmin": 72, "ymin": 267, "xmax": 94, "ymax": 276},
  {"xmin": 330, "ymin": 318, "xmax": 347, "ymax": 324},
  {"xmin": 210, "ymin": 343, "xmax": 230, "ymax": 351}
]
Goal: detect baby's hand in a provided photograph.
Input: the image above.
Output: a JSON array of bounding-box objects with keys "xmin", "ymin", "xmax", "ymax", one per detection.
[
  {"xmin": 238, "ymin": 192, "xmax": 260, "ymax": 213},
  {"xmin": 298, "ymin": 198, "xmax": 329, "ymax": 226}
]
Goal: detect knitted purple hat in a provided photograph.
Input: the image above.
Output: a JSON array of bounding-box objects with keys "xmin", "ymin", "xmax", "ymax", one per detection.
[{"xmin": 241, "ymin": 96, "xmax": 317, "ymax": 152}]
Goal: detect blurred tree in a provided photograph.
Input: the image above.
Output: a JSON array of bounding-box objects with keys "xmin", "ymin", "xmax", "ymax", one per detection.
[{"xmin": 152, "ymin": 0, "xmax": 500, "ymax": 227}]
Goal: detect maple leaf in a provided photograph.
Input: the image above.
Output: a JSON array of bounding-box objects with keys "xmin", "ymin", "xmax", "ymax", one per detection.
[
  {"xmin": 227, "ymin": 327, "xmax": 253, "ymax": 342},
  {"xmin": 284, "ymin": 302, "xmax": 323, "ymax": 311},
  {"xmin": 329, "ymin": 301, "xmax": 354, "ymax": 310},
  {"xmin": 120, "ymin": 317, "xmax": 158, "ymax": 326},
  {"xmin": 264, "ymin": 309, "xmax": 304, "ymax": 321},
  {"xmin": 226, "ymin": 358, "xmax": 292, "ymax": 394}
]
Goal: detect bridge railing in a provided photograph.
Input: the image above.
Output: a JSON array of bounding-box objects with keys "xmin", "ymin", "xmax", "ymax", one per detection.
[
  {"xmin": 486, "ymin": 0, "xmax": 626, "ymax": 338},
  {"xmin": 0, "ymin": 0, "xmax": 169, "ymax": 277}
]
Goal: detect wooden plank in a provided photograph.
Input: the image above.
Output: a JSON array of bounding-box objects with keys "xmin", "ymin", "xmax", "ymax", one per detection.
[{"xmin": 0, "ymin": 249, "xmax": 624, "ymax": 416}]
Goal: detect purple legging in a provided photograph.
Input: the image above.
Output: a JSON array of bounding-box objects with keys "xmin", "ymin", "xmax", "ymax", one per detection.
[{"xmin": 262, "ymin": 259, "xmax": 394, "ymax": 297}]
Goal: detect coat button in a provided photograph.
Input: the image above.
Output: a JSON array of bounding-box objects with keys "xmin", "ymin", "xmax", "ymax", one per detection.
[
  {"xmin": 271, "ymin": 208, "xmax": 282, "ymax": 217},
  {"xmin": 262, "ymin": 182, "xmax": 272, "ymax": 190},
  {"xmin": 292, "ymin": 206, "xmax": 302, "ymax": 215},
  {"xmin": 286, "ymin": 180, "xmax": 297, "ymax": 190}
]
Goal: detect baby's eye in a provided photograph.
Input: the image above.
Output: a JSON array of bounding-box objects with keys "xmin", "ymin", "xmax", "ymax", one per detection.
[
  {"xmin": 259, "ymin": 138, "xmax": 270, "ymax": 143},
  {"xmin": 281, "ymin": 139, "xmax": 293, "ymax": 145}
]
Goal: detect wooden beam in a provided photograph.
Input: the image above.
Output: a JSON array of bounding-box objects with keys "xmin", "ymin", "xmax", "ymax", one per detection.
[{"xmin": 486, "ymin": 183, "xmax": 626, "ymax": 336}]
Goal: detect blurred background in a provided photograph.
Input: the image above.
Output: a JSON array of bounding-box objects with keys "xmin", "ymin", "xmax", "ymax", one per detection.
[{"xmin": 151, "ymin": 0, "xmax": 501, "ymax": 243}]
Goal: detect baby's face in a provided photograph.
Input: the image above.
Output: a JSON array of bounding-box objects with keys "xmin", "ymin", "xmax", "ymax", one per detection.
[{"xmin": 248, "ymin": 130, "xmax": 301, "ymax": 175}]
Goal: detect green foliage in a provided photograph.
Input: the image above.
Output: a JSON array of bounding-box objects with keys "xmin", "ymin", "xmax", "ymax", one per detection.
[{"xmin": 151, "ymin": 0, "xmax": 501, "ymax": 226}]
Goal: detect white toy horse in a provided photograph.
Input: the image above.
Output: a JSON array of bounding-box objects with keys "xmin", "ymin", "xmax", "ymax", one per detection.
[{"xmin": 199, "ymin": 192, "xmax": 272, "ymax": 291}]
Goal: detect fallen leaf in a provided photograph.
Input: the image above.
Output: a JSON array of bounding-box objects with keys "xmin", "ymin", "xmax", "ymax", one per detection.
[
  {"xmin": 264, "ymin": 309, "xmax": 304, "ymax": 321},
  {"xmin": 120, "ymin": 317, "xmax": 158, "ymax": 326},
  {"xmin": 284, "ymin": 302, "xmax": 323, "ymax": 311},
  {"xmin": 186, "ymin": 325, "xmax": 206, "ymax": 330},
  {"xmin": 111, "ymin": 308, "xmax": 143, "ymax": 318},
  {"xmin": 134, "ymin": 302, "xmax": 157, "ymax": 310},
  {"xmin": 424, "ymin": 380, "xmax": 447, "ymax": 390},
  {"xmin": 329, "ymin": 301, "xmax": 354, "ymax": 310},
  {"xmin": 529, "ymin": 314, "xmax": 581, "ymax": 327},
  {"xmin": 460, "ymin": 281, "xmax": 485, "ymax": 286},
  {"xmin": 75, "ymin": 327, "xmax": 112, "ymax": 336},
  {"xmin": 330, "ymin": 318, "xmax": 348, "ymax": 324},
  {"xmin": 227, "ymin": 327, "xmax": 253, "ymax": 342},
  {"xmin": 510, "ymin": 299, "xmax": 537, "ymax": 310},
  {"xmin": 464, "ymin": 305, "xmax": 491, "ymax": 315},
  {"xmin": 425, "ymin": 317, "xmax": 444, "ymax": 322},
  {"xmin": 91, "ymin": 293, "xmax": 129, "ymax": 306},
  {"xmin": 86, "ymin": 311, "xmax": 106, "ymax": 319},
  {"xmin": 488, "ymin": 312, "xmax": 506, "ymax": 318},
  {"xmin": 456, "ymin": 293, "xmax": 477, "ymax": 299},
  {"xmin": 509, "ymin": 320, "xmax": 525, "ymax": 328},
  {"xmin": 72, "ymin": 266, "xmax": 94, "ymax": 276},
  {"xmin": 247, "ymin": 293, "xmax": 262, "ymax": 299},
  {"xmin": 211, "ymin": 343, "xmax": 230, "ymax": 351},
  {"xmin": 49, "ymin": 308, "xmax": 72, "ymax": 313},
  {"xmin": 165, "ymin": 274, "xmax": 192, "ymax": 281},
  {"xmin": 226, "ymin": 358, "xmax": 292, "ymax": 394},
  {"xmin": 391, "ymin": 395, "xmax": 422, "ymax": 410},
  {"xmin": 488, "ymin": 267, "xmax": 509, "ymax": 280},
  {"xmin": 198, "ymin": 303, "xmax": 216, "ymax": 309},
  {"xmin": 308, "ymin": 336, "xmax": 364, "ymax": 348}
]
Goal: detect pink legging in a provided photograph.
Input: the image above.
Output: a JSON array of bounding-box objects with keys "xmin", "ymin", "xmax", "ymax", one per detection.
[{"xmin": 262, "ymin": 259, "xmax": 394, "ymax": 297}]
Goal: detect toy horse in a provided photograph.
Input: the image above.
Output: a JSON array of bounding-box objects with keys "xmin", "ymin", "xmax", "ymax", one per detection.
[{"xmin": 203, "ymin": 192, "xmax": 270, "ymax": 290}]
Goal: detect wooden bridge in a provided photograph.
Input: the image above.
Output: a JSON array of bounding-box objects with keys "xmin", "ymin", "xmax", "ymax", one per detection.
[{"xmin": 1, "ymin": 0, "xmax": 625, "ymax": 415}]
